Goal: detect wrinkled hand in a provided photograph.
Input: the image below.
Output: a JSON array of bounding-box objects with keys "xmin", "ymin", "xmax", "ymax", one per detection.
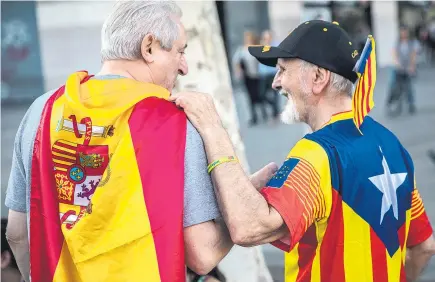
[
  {"xmin": 169, "ymin": 91, "xmax": 223, "ymax": 134},
  {"xmin": 249, "ymin": 162, "xmax": 279, "ymax": 191}
]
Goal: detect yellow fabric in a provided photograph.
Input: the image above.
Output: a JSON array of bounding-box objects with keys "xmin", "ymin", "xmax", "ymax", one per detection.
[
  {"xmin": 50, "ymin": 72, "xmax": 169, "ymax": 281},
  {"xmin": 386, "ymin": 247, "xmax": 402, "ymax": 282},
  {"xmin": 342, "ymin": 202, "xmax": 373, "ymax": 281},
  {"xmin": 402, "ymin": 209, "xmax": 411, "ymax": 264},
  {"xmin": 309, "ymin": 245, "xmax": 321, "ymax": 282},
  {"xmin": 283, "ymin": 139, "xmax": 332, "ymax": 281},
  {"xmin": 287, "ymin": 139, "xmax": 332, "ymax": 222},
  {"xmin": 284, "ymin": 243, "xmax": 300, "ymax": 281}
]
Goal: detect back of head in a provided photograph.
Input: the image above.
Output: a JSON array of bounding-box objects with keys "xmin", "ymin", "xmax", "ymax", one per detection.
[{"xmin": 101, "ymin": 0, "xmax": 182, "ymax": 61}]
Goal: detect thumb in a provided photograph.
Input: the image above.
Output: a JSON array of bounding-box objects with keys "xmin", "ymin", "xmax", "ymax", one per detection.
[
  {"xmin": 250, "ymin": 162, "xmax": 279, "ymax": 190},
  {"xmin": 168, "ymin": 94, "xmax": 178, "ymax": 102}
]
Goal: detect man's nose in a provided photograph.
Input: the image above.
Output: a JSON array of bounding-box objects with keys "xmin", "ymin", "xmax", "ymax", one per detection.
[
  {"xmin": 272, "ymin": 73, "xmax": 280, "ymax": 91},
  {"xmin": 179, "ymin": 58, "xmax": 188, "ymax": 76}
]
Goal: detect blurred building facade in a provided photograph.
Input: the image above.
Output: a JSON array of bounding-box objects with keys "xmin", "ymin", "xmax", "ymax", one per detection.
[{"xmin": 1, "ymin": 1, "xmax": 434, "ymax": 102}]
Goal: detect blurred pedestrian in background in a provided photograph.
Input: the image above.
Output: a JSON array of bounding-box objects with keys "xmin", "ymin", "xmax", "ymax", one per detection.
[
  {"xmin": 258, "ymin": 30, "xmax": 280, "ymax": 124},
  {"xmin": 233, "ymin": 31, "xmax": 267, "ymax": 126},
  {"xmin": 386, "ymin": 26, "xmax": 418, "ymax": 116}
]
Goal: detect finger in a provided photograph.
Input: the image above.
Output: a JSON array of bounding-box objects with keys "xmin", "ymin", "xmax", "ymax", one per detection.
[
  {"xmin": 168, "ymin": 94, "xmax": 178, "ymax": 102},
  {"xmin": 250, "ymin": 162, "xmax": 279, "ymax": 190},
  {"xmin": 174, "ymin": 97, "xmax": 185, "ymax": 109}
]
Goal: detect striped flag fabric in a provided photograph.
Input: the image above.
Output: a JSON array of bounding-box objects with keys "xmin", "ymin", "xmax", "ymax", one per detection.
[{"xmin": 352, "ymin": 35, "xmax": 377, "ymax": 128}]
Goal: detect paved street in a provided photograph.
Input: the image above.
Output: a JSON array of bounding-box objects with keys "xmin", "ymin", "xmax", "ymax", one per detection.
[{"xmin": 1, "ymin": 67, "xmax": 434, "ymax": 281}]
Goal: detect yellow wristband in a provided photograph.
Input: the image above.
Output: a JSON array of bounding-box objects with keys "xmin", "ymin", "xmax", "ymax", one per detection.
[{"xmin": 207, "ymin": 156, "xmax": 238, "ymax": 174}]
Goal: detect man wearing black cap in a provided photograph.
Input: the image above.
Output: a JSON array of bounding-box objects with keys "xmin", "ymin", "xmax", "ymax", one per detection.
[{"xmin": 170, "ymin": 20, "xmax": 435, "ymax": 282}]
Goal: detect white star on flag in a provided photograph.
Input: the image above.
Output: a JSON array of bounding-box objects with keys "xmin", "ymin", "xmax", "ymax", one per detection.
[{"xmin": 369, "ymin": 149, "xmax": 407, "ymax": 225}]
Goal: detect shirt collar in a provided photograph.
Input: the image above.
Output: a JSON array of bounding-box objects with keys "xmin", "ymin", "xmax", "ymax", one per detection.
[{"xmin": 319, "ymin": 110, "xmax": 354, "ymax": 129}]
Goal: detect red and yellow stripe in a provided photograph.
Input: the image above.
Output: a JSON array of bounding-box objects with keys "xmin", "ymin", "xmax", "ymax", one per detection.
[
  {"xmin": 352, "ymin": 35, "xmax": 377, "ymax": 128},
  {"xmin": 283, "ymin": 158, "xmax": 324, "ymax": 229},
  {"xmin": 281, "ymin": 188, "xmax": 421, "ymax": 282}
]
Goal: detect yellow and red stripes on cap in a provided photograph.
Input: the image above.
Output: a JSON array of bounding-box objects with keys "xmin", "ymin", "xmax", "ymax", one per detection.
[
  {"xmin": 352, "ymin": 35, "xmax": 377, "ymax": 128},
  {"xmin": 29, "ymin": 72, "xmax": 187, "ymax": 281}
]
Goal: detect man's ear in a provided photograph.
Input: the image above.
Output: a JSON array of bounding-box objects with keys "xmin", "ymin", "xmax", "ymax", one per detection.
[
  {"xmin": 312, "ymin": 67, "xmax": 330, "ymax": 95},
  {"xmin": 141, "ymin": 34, "xmax": 156, "ymax": 63}
]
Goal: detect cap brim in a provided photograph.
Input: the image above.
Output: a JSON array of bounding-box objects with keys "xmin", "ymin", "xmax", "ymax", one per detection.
[{"xmin": 248, "ymin": 46, "xmax": 294, "ymax": 67}]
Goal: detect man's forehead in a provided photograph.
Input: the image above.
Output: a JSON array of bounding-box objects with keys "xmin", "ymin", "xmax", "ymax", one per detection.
[{"xmin": 277, "ymin": 58, "xmax": 294, "ymax": 67}]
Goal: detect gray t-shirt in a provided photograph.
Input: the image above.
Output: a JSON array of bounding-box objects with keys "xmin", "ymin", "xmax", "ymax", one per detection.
[
  {"xmin": 396, "ymin": 40, "xmax": 418, "ymax": 69},
  {"xmin": 232, "ymin": 47, "xmax": 259, "ymax": 79},
  {"xmin": 5, "ymin": 76, "xmax": 220, "ymax": 229}
]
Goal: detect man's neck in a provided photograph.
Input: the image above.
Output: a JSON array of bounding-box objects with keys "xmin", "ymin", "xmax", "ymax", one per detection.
[
  {"xmin": 98, "ymin": 60, "xmax": 153, "ymax": 83},
  {"xmin": 308, "ymin": 95, "xmax": 353, "ymax": 132}
]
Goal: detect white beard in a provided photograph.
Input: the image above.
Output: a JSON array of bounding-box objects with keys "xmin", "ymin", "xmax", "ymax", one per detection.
[{"xmin": 280, "ymin": 90, "xmax": 300, "ymax": 124}]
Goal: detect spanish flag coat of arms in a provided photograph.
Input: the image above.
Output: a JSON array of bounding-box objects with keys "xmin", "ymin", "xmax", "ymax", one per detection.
[{"xmin": 29, "ymin": 71, "xmax": 187, "ymax": 281}]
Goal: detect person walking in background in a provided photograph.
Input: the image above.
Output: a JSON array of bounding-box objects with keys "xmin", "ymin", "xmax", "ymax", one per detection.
[
  {"xmin": 258, "ymin": 30, "xmax": 280, "ymax": 124},
  {"xmin": 233, "ymin": 31, "xmax": 267, "ymax": 126},
  {"xmin": 386, "ymin": 26, "xmax": 418, "ymax": 116}
]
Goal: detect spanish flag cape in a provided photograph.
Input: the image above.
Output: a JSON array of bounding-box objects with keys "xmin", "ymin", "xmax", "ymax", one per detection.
[{"xmin": 29, "ymin": 71, "xmax": 187, "ymax": 281}]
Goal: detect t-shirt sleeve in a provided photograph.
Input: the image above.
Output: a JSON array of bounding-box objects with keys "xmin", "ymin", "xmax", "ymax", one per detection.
[
  {"xmin": 5, "ymin": 107, "xmax": 32, "ymax": 213},
  {"xmin": 183, "ymin": 121, "xmax": 221, "ymax": 228},
  {"xmin": 260, "ymin": 138, "xmax": 332, "ymax": 252},
  {"xmin": 5, "ymin": 90, "xmax": 54, "ymax": 214},
  {"xmin": 406, "ymin": 177, "xmax": 433, "ymax": 247}
]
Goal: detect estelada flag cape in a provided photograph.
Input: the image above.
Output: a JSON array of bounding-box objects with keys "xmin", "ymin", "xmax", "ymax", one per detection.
[{"xmin": 29, "ymin": 71, "xmax": 187, "ymax": 281}]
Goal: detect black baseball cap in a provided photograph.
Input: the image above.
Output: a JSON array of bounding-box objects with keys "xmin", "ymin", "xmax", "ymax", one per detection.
[{"xmin": 249, "ymin": 20, "xmax": 360, "ymax": 83}]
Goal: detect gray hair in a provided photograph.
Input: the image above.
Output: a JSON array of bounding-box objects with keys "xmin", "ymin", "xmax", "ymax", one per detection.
[
  {"xmin": 101, "ymin": 0, "xmax": 182, "ymax": 61},
  {"xmin": 299, "ymin": 60, "xmax": 354, "ymax": 97}
]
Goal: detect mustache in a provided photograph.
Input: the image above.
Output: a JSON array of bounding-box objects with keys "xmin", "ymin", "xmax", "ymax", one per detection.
[{"xmin": 279, "ymin": 89, "xmax": 289, "ymax": 98}]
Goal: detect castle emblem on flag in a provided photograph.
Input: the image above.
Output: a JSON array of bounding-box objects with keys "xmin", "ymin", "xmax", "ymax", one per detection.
[{"xmin": 53, "ymin": 115, "xmax": 110, "ymax": 229}]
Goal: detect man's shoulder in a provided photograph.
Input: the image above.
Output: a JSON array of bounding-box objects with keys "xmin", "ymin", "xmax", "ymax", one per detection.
[
  {"xmin": 19, "ymin": 90, "xmax": 55, "ymax": 129},
  {"xmin": 15, "ymin": 89, "xmax": 57, "ymax": 154},
  {"xmin": 288, "ymin": 138, "xmax": 329, "ymax": 166},
  {"xmin": 27, "ymin": 89, "xmax": 57, "ymax": 116},
  {"xmin": 185, "ymin": 120, "xmax": 204, "ymax": 150},
  {"xmin": 363, "ymin": 116, "xmax": 402, "ymax": 144}
]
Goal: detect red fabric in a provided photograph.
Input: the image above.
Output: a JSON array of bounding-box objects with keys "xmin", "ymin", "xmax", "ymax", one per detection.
[
  {"xmin": 319, "ymin": 189, "xmax": 345, "ymax": 282},
  {"xmin": 129, "ymin": 97, "xmax": 187, "ymax": 282},
  {"xmin": 296, "ymin": 224, "xmax": 318, "ymax": 282},
  {"xmin": 370, "ymin": 227, "xmax": 388, "ymax": 282},
  {"xmin": 29, "ymin": 87, "xmax": 65, "ymax": 282},
  {"xmin": 260, "ymin": 187, "xmax": 303, "ymax": 252},
  {"xmin": 359, "ymin": 73, "xmax": 366, "ymax": 126},
  {"xmin": 407, "ymin": 211, "xmax": 433, "ymax": 247},
  {"xmin": 29, "ymin": 73, "xmax": 91, "ymax": 281},
  {"xmin": 365, "ymin": 57, "xmax": 372, "ymax": 113}
]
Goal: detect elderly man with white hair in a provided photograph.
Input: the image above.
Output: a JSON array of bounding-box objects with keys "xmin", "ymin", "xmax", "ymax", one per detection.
[
  {"xmin": 4, "ymin": 1, "xmax": 274, "ymax": 281},
  {"xmin": 171, "ymin": 20, "xmax": 435, "ymax": 282}
]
